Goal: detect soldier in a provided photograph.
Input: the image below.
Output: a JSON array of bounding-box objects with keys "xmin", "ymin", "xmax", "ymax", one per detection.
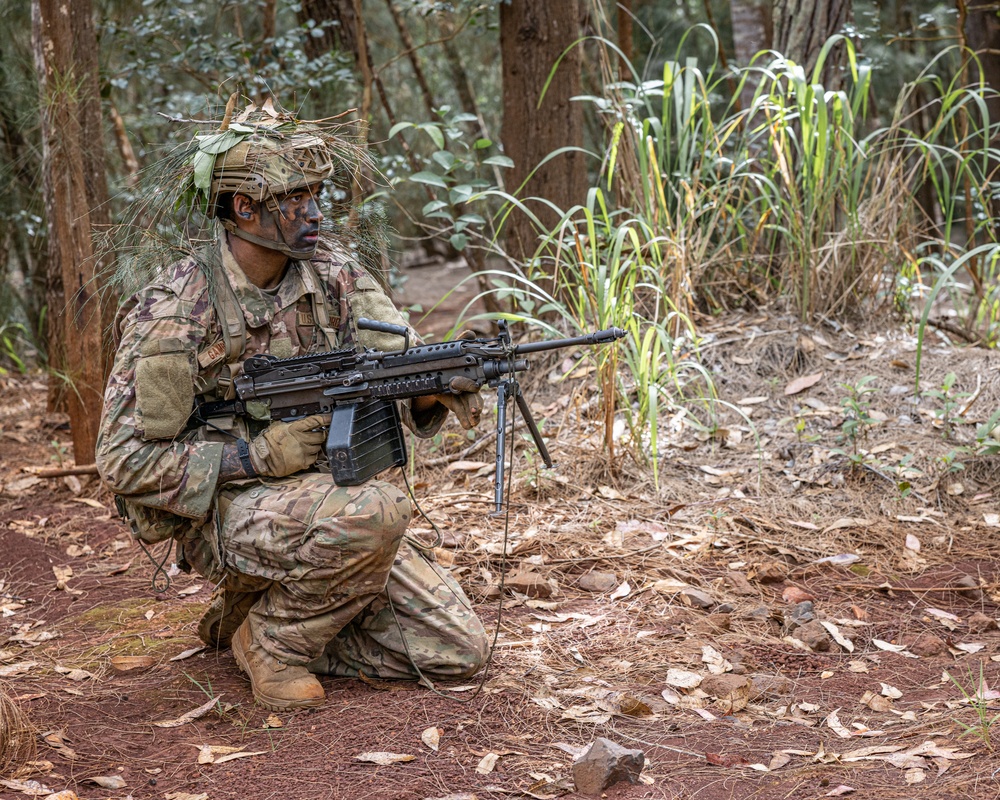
[{"xmin": 96, "ymin": 101, "xmax": 489, "ymax": 710}]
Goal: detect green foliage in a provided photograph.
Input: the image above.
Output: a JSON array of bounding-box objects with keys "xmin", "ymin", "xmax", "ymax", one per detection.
[
  {"xmin": 922, "ymin": 371, "xmax": 970, "ymax": 439},
  {"xmin": 949, "ymin": 664, "xmax": 1000, "ymax": 750},
  {"xmin": 832, "ymin": 376, "xmax": 880, "ymax": 467}
]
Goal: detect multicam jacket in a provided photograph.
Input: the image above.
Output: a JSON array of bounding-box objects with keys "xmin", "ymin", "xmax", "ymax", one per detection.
[{"xmin": 96, "ymin": 235, "xmax": 443, "ymax": 563}]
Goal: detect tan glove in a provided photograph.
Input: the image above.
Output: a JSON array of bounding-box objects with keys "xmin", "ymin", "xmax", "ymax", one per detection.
[
  {"xmin": 437, "ymin": 376, "xmax": 483, "ymax": 430},
  {"xmin": 249, "ymin": 414, "xmax": 330, "ymax": 477}
]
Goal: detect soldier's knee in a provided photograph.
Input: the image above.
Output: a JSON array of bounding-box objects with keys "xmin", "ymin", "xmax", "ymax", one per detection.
[{"xmin": 313, "ymin": 480, "xmax": 410, "ymax": 552}]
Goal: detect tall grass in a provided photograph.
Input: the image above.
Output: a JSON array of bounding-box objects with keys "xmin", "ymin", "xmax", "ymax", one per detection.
[{"xmin": 450, "ymin": 30, "xmax": 1000, "ymax": 483}]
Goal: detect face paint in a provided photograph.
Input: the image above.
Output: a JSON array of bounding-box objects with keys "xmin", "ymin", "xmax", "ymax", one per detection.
[{"xmin": 273, "ymin": 182, "xmax": 325, "ymax": 254}]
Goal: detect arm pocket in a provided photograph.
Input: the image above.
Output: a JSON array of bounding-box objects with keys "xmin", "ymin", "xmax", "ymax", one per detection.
[{"xmin": 135, "ymin": 339, "xmax": 195, "ymax": 440}]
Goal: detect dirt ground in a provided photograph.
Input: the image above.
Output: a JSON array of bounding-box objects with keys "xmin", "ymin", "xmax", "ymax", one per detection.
[{"xmin": 2, "ymin": 262, "xmax": 1000, "ymax": 800}]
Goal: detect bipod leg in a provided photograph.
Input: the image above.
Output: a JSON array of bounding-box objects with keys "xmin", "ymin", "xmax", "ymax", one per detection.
[
  {"xmin": 513, "ymin": 384, "xmax": 552, "ymax": 467},
  {"xmin": 492, "ymin": 381, "xmax": 513, "ymax": 515}
]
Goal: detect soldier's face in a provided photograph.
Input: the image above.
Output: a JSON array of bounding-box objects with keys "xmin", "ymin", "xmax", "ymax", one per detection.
[{"xmin": 274, "ymin": 182, "xmax": 324, "ymax": 251}]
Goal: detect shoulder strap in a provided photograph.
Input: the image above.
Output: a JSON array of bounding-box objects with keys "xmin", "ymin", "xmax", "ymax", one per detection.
[
  {"xmin": 210, "ymin": 257, "xmax": 247, "ymax": 398},
  {"xmin": 299, "ymin": 259, "xmax": 339, "ymax": 351}
]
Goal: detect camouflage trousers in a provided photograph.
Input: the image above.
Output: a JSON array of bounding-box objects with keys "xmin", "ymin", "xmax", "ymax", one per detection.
[{"xmin": 215, "ymin": 472, "xmax": 488, "ymax": 680}]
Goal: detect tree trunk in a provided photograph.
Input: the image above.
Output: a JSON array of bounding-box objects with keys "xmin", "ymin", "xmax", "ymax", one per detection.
[
  {"xmin": 500, "ymin": 0, "xmax": 586, "ymax": 270},
  {"xmin": 32, "ymin": 0, "xmax": 111, "ymax": 465},
  {"xmin": 963, "ymin": 2, "xmax": 1000, "ymax": 134},
  {"xmin": 730, "ymin": 0, "xmax": 772, "ymax": 110},
  {"xmin": 772, "ymin": 0, "xmax": 849, "ymax": 86}
]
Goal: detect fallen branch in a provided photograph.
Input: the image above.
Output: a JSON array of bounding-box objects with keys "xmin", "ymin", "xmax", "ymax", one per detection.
[
  {"xmin": 424, "ymin": 429, "xmax": 503, "ymax": 468},
  {"xmin": 23, "ymin": 464, "xmax": 99, "ymax": 478}
]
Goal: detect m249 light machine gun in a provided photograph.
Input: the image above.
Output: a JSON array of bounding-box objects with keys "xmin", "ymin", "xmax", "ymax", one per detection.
[{"xmin": 193, "ymin": 320, "xmax": 627, "ymax": 513}]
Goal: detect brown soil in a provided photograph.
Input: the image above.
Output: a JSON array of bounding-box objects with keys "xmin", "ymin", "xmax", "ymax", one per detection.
[{"xmin": 2, "ymin": 281, "xmax": 1000, "ymax": 800}]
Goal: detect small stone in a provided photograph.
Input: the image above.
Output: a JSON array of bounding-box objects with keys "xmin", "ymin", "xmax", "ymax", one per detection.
[
  {"xmin": 572, "ymin": 738, "xmax": 645, "ymax": 796},
  {"xmin": 749, "ymin": 674, "xmax": 793, "ymax": 701},
  {"xmin": 716, "ymin": 602, "xmax": 736, "ymax": 614},
  {"xmin": 754, "ymin": 562, "xmax": 787, "ymax": 584},
  {"xmin": 953, "ymin": 575, "xmax": 984, "ymax": 601},
  {"xmin": 782, "ymin": 586, "xmax": 815, "ymax": 604},
  {"xmin": 783, "ymin": 601, "xmax": 815, "ymax": 627},
  {"xmin": 744, "ymin": 605, "xmax": 774, "ymax": 621},
  {"xmin": 904, "ymin": 632, "xmax": 947, "ymax": 657},
  {"xmin": 700, "ymin": 673, "xmax": 752, "ymax": 713},
  {"xmin": 578, "ymin": 571, "xmax": 618, "ymax": 593},
  {"xmin": 792, "ymin": 620, "xmax": 831, "ymax": 651},
  {"xmin": 967, "ymin": 612, "xmax": 999, "ymax": 634},
  {"xmin": 680, "ymin": 588, "xmax": 716, "ymax": 609},
  {"xmin": 505, "ymin": 570, "xmax": 553, "ymax": 598},
  {"xmin": 725, "ymin": 571, "xmax": 757, "ymax": 596},
  {"xmin": 690, "ymin": 613, "xmax": 732, "ymax": 635}
]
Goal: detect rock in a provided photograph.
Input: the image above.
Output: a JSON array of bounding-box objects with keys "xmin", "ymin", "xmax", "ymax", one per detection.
[
  {"xmin": 904, "ymin": 632, "xmax": 947, "ymax": 657},
  {"xmin": 716, "ymin": 602, "xmax": 736, "ymax": 614},
  {"xmin": 792, "ymin": 620, "xmax": 831, "ymax": 651},
  {"xmin": 968, "ymin": 612, "xmax": 999, "ymax": 633},
  {"xmin": 953, "ymin": 575, "xmax": 984, "ymax": 601},
  {"xmin": 572, "ymin": 738, "xmax": 645, "ymax": 796},
  {"xmin": 700, "ymin": 673, "xmax": 752, "ymax": 713},
  {"xmin": 690, "ymin": 613, "xmax": 732, "ymax": 636},
  {"xmin": 578, "ymin": 571, "xmax": 618, "ymax": 593},
  {"xmin": 505, "ymin": 571, "xmax": 552, "ymax": 598},
  {"xmin": 745, "ymin": 605, "xmax": 774, "ymax": 621},
  {"xmin": 749, "ymin": 674, "xmax": 793, "ymax": 701},
  {"xmin": 680, "ymin": 588, "xmax": 716, "ymax": 610},
  {"xmin": 725, "ymin": 571, "xmax": 757, "ymax": 596},
  {"xmin": 783, "ymin": 601, "xmax": 815, "ymax": 627},
  {"xmin": 754, "ymin": 562, "xmax": 787, "ymax": 584},
  {"xmin": 782, "ymin": 585, "xmax": 815, "ymax": 604}
]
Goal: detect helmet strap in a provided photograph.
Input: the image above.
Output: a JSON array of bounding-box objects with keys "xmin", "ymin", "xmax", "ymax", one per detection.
[{"xmin": 220, "ymin": 215, "xmax": 317, "ymax": 261}]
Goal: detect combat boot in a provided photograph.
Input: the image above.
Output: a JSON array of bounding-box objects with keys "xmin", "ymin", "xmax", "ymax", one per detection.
[
  {"xmin": 231, "ymin": 619, "xmax": 325, "ymax": 711},
  {"xmin": 197, "ymin": 586, "xmax": 264, "ymax": 649}
]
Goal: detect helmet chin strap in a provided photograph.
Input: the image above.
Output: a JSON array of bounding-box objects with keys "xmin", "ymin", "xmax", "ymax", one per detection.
[{"xmin": 220, "ymin": 214, "xmax": 317, "ymax": 261}]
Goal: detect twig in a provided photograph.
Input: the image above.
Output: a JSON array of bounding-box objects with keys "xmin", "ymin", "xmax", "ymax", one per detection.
[
  {"xmin": 23, "ymin": 464, "xmax": 99, "ymax": 477},
  {"xmin": 842, "ymin": 583, "xmax": 996, "ymax": 593},
  {"xmin": 926, "ymin": 317, "xmax": 983, "ymax": 345},
  {"xmin": 424, "ymin": 429, "xmax": 503, "ymax": 467}
]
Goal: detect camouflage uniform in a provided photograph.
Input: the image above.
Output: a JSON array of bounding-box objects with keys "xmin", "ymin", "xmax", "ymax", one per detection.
[{"xmin": 96, "ymin": 236, "xmax": 488, "ymax": 679}]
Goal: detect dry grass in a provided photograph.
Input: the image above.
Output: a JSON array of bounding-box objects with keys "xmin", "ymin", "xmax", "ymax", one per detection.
[{"xmin": 0, "ymin": 681, "xmax": 36, "ymax": 778}]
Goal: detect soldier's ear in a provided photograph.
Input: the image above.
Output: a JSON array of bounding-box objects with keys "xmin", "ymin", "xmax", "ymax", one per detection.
[{"xmin": 232, "ymin": 194, "xmax": 257, "ymax": 221}]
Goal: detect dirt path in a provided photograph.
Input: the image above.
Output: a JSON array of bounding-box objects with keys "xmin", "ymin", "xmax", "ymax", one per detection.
[{"xmin": 2, "ymin": 296, "xmax": 1000, "ymax": 800}]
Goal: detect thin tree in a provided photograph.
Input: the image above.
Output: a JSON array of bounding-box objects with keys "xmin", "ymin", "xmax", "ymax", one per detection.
[{"xmin": 31, "ymin": 0, "xmax": 111, "ymax": 464}]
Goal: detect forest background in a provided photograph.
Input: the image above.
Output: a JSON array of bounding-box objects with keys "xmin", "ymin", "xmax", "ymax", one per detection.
[{"xmin": 3, "ymin": 0, "xmax": 1000, "ymax": 478}]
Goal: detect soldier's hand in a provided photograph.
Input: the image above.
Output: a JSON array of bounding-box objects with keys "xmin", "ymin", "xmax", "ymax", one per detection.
[
  {"xmin": 436, "ymin": 376, "xmax": 483, "ymax": 430},
  {"xmin": 249, "ymin": 414, "xmax": 330, "ymax": 477}
]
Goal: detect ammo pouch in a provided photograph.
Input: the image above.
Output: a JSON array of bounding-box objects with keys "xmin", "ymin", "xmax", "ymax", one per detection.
[{"xmin": 114, "ymin": 495, "xmax": 180, "ymax": 545}]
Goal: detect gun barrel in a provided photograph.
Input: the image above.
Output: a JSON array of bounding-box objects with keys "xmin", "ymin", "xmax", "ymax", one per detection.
[{"xmin": 513, "ymin": 327, "xmax": 627, "ymax": 356}]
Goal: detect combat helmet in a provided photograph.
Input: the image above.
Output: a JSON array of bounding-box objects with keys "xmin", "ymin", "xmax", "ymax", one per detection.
[{"xmin": 192, "ymin": 97, "xmax": 337, "ymax": 259}]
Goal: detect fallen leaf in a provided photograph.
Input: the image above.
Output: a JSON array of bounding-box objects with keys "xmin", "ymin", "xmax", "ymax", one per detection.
[
  {"xmin": 872, "ymin": 639, "xmax": 919, "ymax": 658},
  {"xmin": 262, "ymin": 714, "xmax": 283, "ymax": 729},
  {"xmin": 953, "ymin": 642, "xmax": 986, "ymax": 654},
  {"xmin": 609, "ymin": 581, "xmax": 632, "ymax": 600},
  {"xmin": 825, "ymin": 786, "xmax": 855, "ymax": 797},
  {"xmin": 170, "ymin": 646, "xmax": 206, "ymax": 662},
  {"xmin": 701, "ymin": 645, "xmax": 733, "ymax": 675},
  {"xmin": 421, "ymin": 726, "xmax": 441, "ymax": 752},
  {"xmin": 53, "ymin": 666, "xmax": 94, "ymax": 682},
  {"xmin": 784, "ymin": 372, "xmax": 824, "ymax": 395},
  {"xmin": 164, "ymin": 793, "xmax": 209, "ymax": 800},
  {"xmin": 847, "ymin": 661, "xmax": 869, "ymax": 673},
  {"xmin": 825, "ymin": 709, "xmax": 852, "ymax": 739},
  {"xmin": 705, "ymin": 752, "xmax": 750, "ymax": 767},
  {"xmin": 880, "ymin": 683, "xmax": 903, "ymax": 699},
  {"xmin": 214, "ymin": 750, "xmax": 267, "ymax": 765},
  {"xmin": 767, "ymin": 752, "xmax": 792, "ymax": 770},
  {"xmin": 665, "ymin": 669, "xmax": 703, "ymax": 689},
  {"xmin": 152, "ymin": 696, "xmax": 220, "ymax": 728},
  {"xmin": 196, "ymin": 744, "xmax": 243, "ymax": 764},
  {"xmin": 861, "ymin": 690, "xmax": 893, "ymax": 713},
  {"xmin": 0, "ymin": 661, "xmax": 38, "ymax": 678},
  {"xmin": 447, "ymin": 460, "xmax": 491, "ymax": 472},
  {"xmin": 177, "ymin": 584, "xmax": 203, "ymax": 597},
  {"xmin": 71, "ymin": 498, "xmax": 105, "ymax": 509},
  {"xmin": 476, "ymin": 752, "xmax": 500, "ymax": 774},
  {"xmin": 905, "ymin": 768, "xmax": 925, "ymax": 784},
  {"xmin": 820, "ymin": 621, "xmax": 854, "ymax": 652},
  {"xmin": 40, "ymin": 791, "xmax": 79, "ymax": 800},
  {"xmin": 355, "ymin": 752, "xmax": 416, "ymax": 766},
  {"xmin": 0, "ymin": 779, "xmax": 52, "ymax": 796},
  {"xmin": 83, "ymin": 776, "xmax": 126, "ymax": 789},
  {"xmin": 110, "ymin": 655, "xmax": 155, "ymax": 671},
  {"xmin": 904, "ymin": 534, "xmax": 921, "ymax": 552}
]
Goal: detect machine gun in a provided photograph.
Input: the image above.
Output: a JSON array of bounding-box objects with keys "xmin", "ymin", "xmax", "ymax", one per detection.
[{"xmin": 193, "ymin": 319, "xmax": 626, "ymax": 513}]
